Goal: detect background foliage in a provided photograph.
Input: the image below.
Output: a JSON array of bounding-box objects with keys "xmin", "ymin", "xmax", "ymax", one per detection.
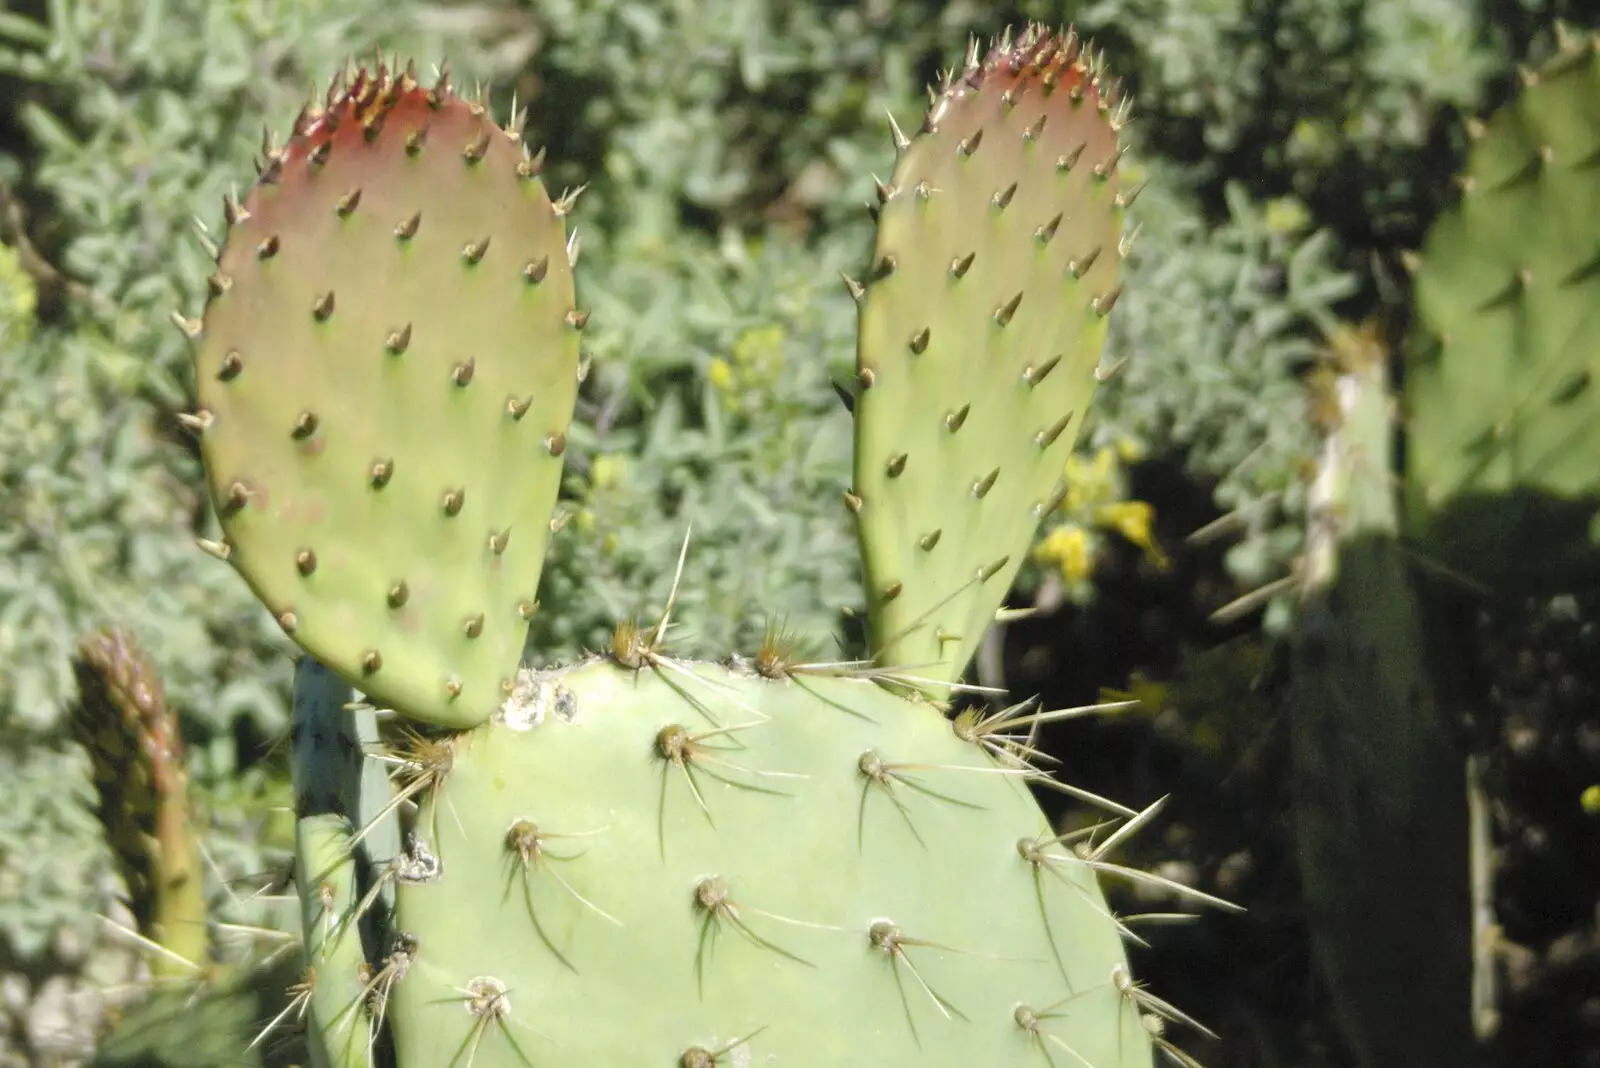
[{"xmin": 0, "ymin": 0, "xmax": 1594, "ymax": 1065}]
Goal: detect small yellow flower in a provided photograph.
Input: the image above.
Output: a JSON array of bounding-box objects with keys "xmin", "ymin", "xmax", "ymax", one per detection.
[
  {"xmin": 1064, "ymin": 445, "xmax": 1119, "ymax": 513},
  {"xmin": 1113, "ymin": 434, "xmax": 1146, "ymax": 463},
  {"xmin": 732, "ymin": 324, "xmax": 786, "ymax": 372},
  {"xmin": 574, "ymin": 508, "xmax": 597, "ymax": 534},
  {"xmin": 1264, "ymin": 197, "xmax": 1310, "ymax": 236},
  {"xmin": 1582, "ymin": 784, "xmax": 1600, "ymax": 815},
  {"xmin": 1034, "ymin": 524, "xmax": 1094, "ymax": 585},
  {"xmin": 590, "ymin": 454, "xmax": 626, "ymax": 491},
  {"xmin": 1094, "ymin": 500, "xmax": 1170, "ymax": 569},
  {"xmin": 600, "ymin": 532, "xmax": 620, "ymax": 556},
  {"xmin": 1099, "ymin": 671, "xmax": 1170, "ymax": 716},
  {"xmin": 707, "ymin": 358, "xmax": 735, "ymax": 392}
]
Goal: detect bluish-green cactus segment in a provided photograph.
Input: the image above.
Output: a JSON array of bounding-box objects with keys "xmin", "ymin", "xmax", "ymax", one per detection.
[
  {"xmin": 190, "ymin": 62, "xmax": 582, "ymax": 727},
  {"xmin": 1403, "ymin": 29, "xmax": 1600, "ymax": 590},
  {"xmin": 852, "ymin": 23, "xmax": 1127, "ymax": 684},
  {"xmin": 296, "ymin": 813, "xmax": 378, "ymax": 1068},
  {"xmin": 382, "ymin": 660, "xmax": 1149, "ymax": 1067},
  {"xmin": 290, "ymin": 655, "xmax": 402, "ymax": 976},
  {"xmin": 291, "ymin": 656, "xmax": 372, "ymax": 821}
]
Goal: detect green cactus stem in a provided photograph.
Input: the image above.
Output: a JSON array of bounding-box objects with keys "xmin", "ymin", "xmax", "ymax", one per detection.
[
  {"xmin": 182, "ymin": 60, "xmax": 584, "ymax": 729},
  {"xmin": 1290, "ymin": 323, "xmax": 1475, "ymax": 1068},
  {"xmin": 70, "ymin": 628, "xmax": 210, "ymax": 979},
  {"xmin": 289, "ymin": 655, "xmax": 405, "ymax": 1068},
  {"xmin": 851, "ymin": 24, "xmax": 1130, "ymax": 686}
]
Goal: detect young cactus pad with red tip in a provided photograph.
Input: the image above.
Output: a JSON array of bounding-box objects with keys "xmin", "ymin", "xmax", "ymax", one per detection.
[
  {"xmin": 188, "ymin": 63, "xmax": 583, "ymax": 729},
  {"xmin": 851, "ymin": 26, "xmax": 1129, "ymax": 684},
  {"xmin": 180, "ymin": 26, "xmax": 1211, "ymax": 1068}
]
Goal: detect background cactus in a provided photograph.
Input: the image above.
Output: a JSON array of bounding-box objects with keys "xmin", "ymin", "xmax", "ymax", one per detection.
[
  {"xmin": 1288, "ymin": 323, "xmax": 1475, "ymax": 1068},
  {"xmin": 69, "ymin": 630, "xmax": 305, "ymax": 1068},
  {"xmin": 174, "ymin": 28, "xmax": 1228, "ymax": 1067},
  {"xmin": 1402, "ymin": 24, "xmax": 1600, "ymax": 592},
  {"xmin": 1259, "ymin": 31, "xmax": 1600, "ymax": 1068}
]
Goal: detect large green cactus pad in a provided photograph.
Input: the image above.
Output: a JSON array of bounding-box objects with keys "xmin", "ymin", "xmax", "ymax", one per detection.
[
  {"xmin": 375, "ymin": 659, "xmax": 1150, "ymax": 1067},
  {"xmin": 1403, "ymin": 29, "xmax": 1600, "ymax": 591},
  {"xmin": 188, "ymin": 62, "xmax": 583, "ymax": 727},
  {"xmin": 853, "ymin": 24, "xmax": 1127, "ymax": 682}
]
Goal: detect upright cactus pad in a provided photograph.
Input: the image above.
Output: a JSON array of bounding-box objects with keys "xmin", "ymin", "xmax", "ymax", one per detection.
[
  {"xmin": 184, "ymin": 61, "xmax": 583, "ymax": 727},
  {"xmin": 1403, "ymin": 27, "xmax": 1600, "ymax": 591},
  {"xmin": 852, "ymin": 25, "xmax": 1128, "ymax": 683}
]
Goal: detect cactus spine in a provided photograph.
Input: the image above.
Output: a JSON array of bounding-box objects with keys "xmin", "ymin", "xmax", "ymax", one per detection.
[{"xmin": 176, "ymin": 25, "xmax": 1222, "ymax": 1067}]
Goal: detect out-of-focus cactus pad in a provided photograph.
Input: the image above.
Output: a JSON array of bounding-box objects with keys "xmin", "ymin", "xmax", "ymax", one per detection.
[
  {"xmin": 1404, "ymin": 30, "xmax": 1600, "ymax": 590},
  {"xmin": 69, "ymin": 628, "xmax": 205, "ymax": 970}
]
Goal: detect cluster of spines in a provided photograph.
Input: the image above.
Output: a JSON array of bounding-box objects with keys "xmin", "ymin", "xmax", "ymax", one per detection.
[{"xmin": 843, "ymin": 24, "xmax": 1133, "ymax": 336}]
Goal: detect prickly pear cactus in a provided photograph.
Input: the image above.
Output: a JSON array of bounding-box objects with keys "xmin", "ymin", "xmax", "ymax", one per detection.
[
  {"xmin": 851, "ymin": 29, "xmax": 1131, "ymax": 684},
  {"xmin": 178, "ymin": 26, "xmax": 1219, "ymax": 1068},
  {"xmin": 1403, "ymin": 25, "xmax": 1600, "ymax": 592},
  {"xmin": 186, "ymin": 61, "xmax": 583, "ymax": 729}
]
